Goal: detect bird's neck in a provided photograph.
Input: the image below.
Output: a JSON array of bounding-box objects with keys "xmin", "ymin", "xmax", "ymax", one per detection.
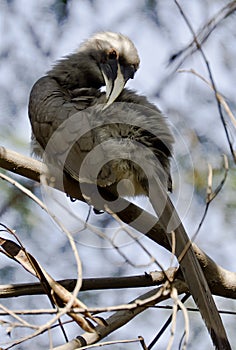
[{"xmin": 47, "ymin": 52, "xmax": 104, "ymax": 90}]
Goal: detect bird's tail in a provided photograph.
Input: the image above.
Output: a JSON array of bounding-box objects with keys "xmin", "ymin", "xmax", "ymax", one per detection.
[{"xmin": 148, "ymin": 177, "xmax": 231, "ymax": 350}]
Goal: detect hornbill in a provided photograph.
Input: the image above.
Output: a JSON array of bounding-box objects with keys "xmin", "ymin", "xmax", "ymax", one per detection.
[{"xmin": 28, "ymin": 32, "xmax": 230, "ymax": 349}]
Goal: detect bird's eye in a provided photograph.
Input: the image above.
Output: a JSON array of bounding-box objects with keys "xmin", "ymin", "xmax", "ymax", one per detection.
[{"xmin": 108, "ymin": 49, "xmax": 118, "ymax": 60}]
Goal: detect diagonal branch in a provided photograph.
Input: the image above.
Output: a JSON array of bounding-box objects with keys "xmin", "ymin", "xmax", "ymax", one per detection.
[{"xmin": 1, "ymin": 146, "xmax": 236, "ymax": 300}]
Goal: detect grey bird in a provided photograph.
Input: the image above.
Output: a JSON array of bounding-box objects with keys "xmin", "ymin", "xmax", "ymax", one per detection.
[{"xmin": 28, "ymin": 32, "xmax": 230, "ymax": 349}]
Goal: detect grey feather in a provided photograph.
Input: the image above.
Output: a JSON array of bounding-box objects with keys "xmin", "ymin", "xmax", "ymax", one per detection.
[{"xmin": 28, "ymin": 32, "xmax": 231, "ymax": 349}]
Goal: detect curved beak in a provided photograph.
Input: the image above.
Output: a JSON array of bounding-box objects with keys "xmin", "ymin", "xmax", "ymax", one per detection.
[{"xmin": 101, "ymin": 60, "xmax": 136, "ymax": 109}]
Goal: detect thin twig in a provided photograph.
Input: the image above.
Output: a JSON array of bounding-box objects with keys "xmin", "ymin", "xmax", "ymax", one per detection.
[
  {"xmin": 178, "ymin": 69, "xmax": 236, "ymax": 129},
  {"xmin": 52, "ymin": 285, "xmax": 186, "ymax": 350},
  {"xmin": 65, "ymin": 337, "xmax": 144, "ymax": 350},
  {"xmin": 0, "ymin": 172, "xmax": 92, "ymax": 348},
  {"xmin": 174, "ymin": 0, "xmax": 236, "ymax": 163},
  {"xmin": 0, "ymin": 304, "xmax": 37, "ymax": 330},
  {"xmin": 170, "ymin": 2, "xmax": 236, "ymax": 71},
  {"xmin": 192, "ymin": 155, "xmax": 229, "ymax": 240},
  {"xmin": 148, "ymin": 294, "xmax": 190, "ymax": 350},
  {"xmin": 105, "ymin": 204, "xmax": 170, "ymax": 274}
]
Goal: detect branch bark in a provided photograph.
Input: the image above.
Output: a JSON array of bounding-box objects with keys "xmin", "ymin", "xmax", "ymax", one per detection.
[
  {"xmin": 0, "ymin": 269, "xmax": 178, "ymax": 297},
  {"xmin": 52, "ymin": 283, "xmax": 187, "ymax": 350},
  {"xmin": 1, "ymin": 146, "xmax": 236, "ymax": 300}
]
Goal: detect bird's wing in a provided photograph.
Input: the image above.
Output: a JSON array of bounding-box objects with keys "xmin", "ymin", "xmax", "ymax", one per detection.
[
  {"xmin": 29, "ymin": 79, "xmax": 173, "ymax": 191},
  {"xmin": 65, "ymin": 90, "xmax": 174, "ymax": 192},
  {"xmin": 117, "ymin": 90, "xmax": 173, "ymax": 191},
  {"xmin": 29, "ymin": 76, "xmax": 104, "ymax": 173}
]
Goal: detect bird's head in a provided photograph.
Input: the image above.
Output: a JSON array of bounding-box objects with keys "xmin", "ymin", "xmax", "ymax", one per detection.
[{"xmin": 79, "ymin": 32, "xmax": 140, "ymax": 107}]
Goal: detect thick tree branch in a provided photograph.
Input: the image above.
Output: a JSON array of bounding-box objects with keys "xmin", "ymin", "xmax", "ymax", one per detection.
[
  {"xmin": 1, "ymin": 146, "xmax": 236, "ymax": 300},
  {"xmin": 0, "ymin": 269, "xmax": 179, "ymax": 298}
]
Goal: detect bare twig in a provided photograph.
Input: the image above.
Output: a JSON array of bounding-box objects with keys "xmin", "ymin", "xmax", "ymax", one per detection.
[
  {"xmin": 52, "ymin": 284, "xmax": 185, "ymax": 350},
  {"xmin": 174, "ymin": 0, "xmax": 236, "ymax": 163},
  {"xmin": 0, "ymin": 304, "xmax": 37, "ymax": 330},
  {"xmin": 178, "ymin": 69, "xmax": 236, "ymax": 129},
  {"xmin": 105, "ymin": 204, "xmax": 169, "ymax": 273},
  {"xmin": 2, "ymin": 302, "xmax": 236, "ymax": 317},
  {"xmin": 170, "ymin": 1, "xmax": 236, "ymax": 70},
  {"xmin": 148, "ymin": 294, "xmax": 190, "ymax": 350},
  {"xmin": 54, "ymin": 337, "xmax": 145, "ymax": 350},
  {"xmin": 0, "ymin": 175, "xmax": 96, "ymax": 347},
  {"xmin": 193, "ymin": 155, "xmax": 229, "ymax": 240}
]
